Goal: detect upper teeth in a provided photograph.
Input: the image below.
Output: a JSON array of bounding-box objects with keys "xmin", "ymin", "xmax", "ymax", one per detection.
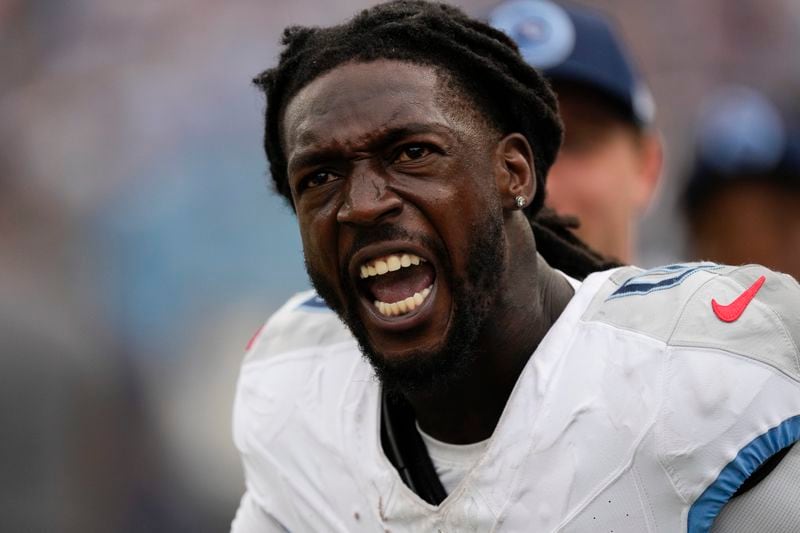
[{"xmin": 360, "ymin": 253, "xmax": 424, "ymax": 279}]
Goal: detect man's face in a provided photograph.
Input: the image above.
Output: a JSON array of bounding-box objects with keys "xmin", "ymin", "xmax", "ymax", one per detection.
[
  {"xmin": 545, "ymin": 85, "xmax": 658, "ymax": 262},
  {"xmin": 281, "ymin": 60, "xmax": 508, "ymax": 392}
]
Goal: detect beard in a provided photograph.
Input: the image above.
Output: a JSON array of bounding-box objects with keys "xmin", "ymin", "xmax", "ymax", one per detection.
[{"xmin": 306, "ymin": 212, "xmax": 506, "ymax": 396}]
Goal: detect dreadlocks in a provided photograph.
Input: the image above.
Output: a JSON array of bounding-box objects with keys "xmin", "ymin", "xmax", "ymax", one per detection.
[{"xmin": 254, "ymin": 0, "xmax": 619, "ymax": 279}]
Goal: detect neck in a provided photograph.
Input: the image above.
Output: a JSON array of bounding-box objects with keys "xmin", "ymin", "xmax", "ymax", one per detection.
[{"xmin": 407, "ymin": 249, "xmax": 574, "ymax": 444}]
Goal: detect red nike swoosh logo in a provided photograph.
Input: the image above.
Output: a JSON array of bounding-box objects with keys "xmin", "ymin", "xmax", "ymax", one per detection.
[{"xmin": 711, "ymin": 275, "xmax": 766, "ymax": 322}]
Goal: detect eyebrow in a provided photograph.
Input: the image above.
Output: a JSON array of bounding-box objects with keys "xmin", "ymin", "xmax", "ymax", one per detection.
[{"xmin": 287, "ymin": 122, "xmax": 454, "ymax": 176}]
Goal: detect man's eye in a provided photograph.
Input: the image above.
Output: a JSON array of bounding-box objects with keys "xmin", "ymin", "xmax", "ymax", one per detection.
[
  {"xmin": 304, "ymin": 171, "xmax": 337, "ymax": 189},
  {"xmin": 395, "ymin": 145, "xmax": 431, "ymax": 163}
]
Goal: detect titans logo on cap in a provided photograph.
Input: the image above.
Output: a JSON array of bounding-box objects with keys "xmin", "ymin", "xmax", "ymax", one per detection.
[{"xmin": 489, "ymin": 0, "xmax": 575, "ymax": 69}]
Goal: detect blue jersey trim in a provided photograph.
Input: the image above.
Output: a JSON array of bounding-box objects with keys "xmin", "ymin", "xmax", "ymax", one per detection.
[
  {"xmin": 608, "ymin": 263, "xmax": 722, "ymax": 300},
  {"xmin": 297, "ymin": 294, "xmax": 331, "ymax": 312},
  {"xmin": 687, "ymin": 414, "xmax": 800, "ymax": 533}
]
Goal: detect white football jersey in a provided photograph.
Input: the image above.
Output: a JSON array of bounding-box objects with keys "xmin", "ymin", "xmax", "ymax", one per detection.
[{"xmin": 231, "ymin": 264, "xmax": 800, "ymax": 532}]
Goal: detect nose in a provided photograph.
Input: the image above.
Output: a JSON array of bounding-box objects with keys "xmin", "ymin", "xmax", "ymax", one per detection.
[{"xmin": 336, "ymin": 164, "xmax": 402, "ymax": 226}]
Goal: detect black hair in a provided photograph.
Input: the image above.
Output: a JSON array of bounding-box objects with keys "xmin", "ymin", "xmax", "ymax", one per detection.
[{"xmin": 254, "ymin": 0, "xmax": 619, "ymax": 279}]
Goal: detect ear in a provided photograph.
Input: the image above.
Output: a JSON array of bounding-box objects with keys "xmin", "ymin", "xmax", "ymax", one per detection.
[
  {"xmin": 495, "ymin": 133, "xmax": 536, "ymax": 211},
  {"xmin": 634, "ymin": 130, "xmax": 664, "ymax": 213}
]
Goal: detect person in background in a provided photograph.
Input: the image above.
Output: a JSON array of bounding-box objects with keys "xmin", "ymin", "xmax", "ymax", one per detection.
[
  {"xmin": 490, "ymin": 0, "xmax": 663, "ymax": 264},
  {"xmin": 683, "ymin": 85, "xmax": 800, "ymax": 280}
]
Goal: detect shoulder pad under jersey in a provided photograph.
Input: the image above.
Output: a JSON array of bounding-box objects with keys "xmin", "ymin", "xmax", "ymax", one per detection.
[
  {"xmin": 243, "ymin": 290, "xmax": 354, "ymax": 365},
  {"xmin": 583, "ymin": 263, "xmax": 800, "ymax": 380}
]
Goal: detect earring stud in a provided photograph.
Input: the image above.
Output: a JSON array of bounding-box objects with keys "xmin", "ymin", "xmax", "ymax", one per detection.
[{"xmin": 515, "ymin": 195, "xmax": 526, "ymax": 209}]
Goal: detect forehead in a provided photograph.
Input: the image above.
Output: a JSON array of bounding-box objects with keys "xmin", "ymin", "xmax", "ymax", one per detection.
[
  {"xmin": 555, "ymin": 84, "xmax": 635, "ymax": 135},
  {"xmin": 282, "ymin": 60, "xmax": 453, "ymax": 156}
]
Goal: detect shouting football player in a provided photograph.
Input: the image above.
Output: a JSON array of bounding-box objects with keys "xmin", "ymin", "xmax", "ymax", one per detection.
[{"xmin": 231, "ymin": 2, "xmax": 800, "ymax": 531}]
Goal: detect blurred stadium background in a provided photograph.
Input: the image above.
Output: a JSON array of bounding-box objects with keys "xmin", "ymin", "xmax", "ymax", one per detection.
[{"xmin": 2, "ymin": 0, "xmax": 799, "ymax": 531}]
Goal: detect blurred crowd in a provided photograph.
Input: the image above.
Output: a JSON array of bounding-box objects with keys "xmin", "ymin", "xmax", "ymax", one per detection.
[{"xmin": 1, "ymin": 0, "xmax": 799, "ymax": 531}]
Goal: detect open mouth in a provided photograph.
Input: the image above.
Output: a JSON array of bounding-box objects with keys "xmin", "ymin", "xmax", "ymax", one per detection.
[{"xmin": 357, "ymin": 252, "xmax": 436, "ymax": 318}]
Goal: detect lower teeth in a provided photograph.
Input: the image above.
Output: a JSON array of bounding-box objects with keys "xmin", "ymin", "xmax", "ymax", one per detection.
[{"xmin": 374, "ymin": 286, "xmax": 432, "ymax": 317}]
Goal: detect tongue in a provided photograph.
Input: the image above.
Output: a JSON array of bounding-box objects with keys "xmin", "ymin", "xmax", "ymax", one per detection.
[{"xmin": 366, "ymin": 263, "xmax": 435, "ymax": 303}]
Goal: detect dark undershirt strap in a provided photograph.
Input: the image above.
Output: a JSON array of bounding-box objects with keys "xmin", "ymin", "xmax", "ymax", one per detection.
[{"xmin": 380, "ymin": 391, "xmax": 448, "ymax": 506}]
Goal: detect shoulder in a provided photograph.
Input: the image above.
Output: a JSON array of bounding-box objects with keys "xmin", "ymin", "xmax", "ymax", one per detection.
[
  {"xmin": 581, "ymin": 263, "xmax": 800, "ymax": 379},
  {"xmin": 233, "ymin": 290, "xmax": 363, "ymax": 450},
  {"xmin": 231, "ymin": 292, "xmax": 378, "ymax": 528},
  {"xmin": 243, "ymin": 289, "xmax": 355, "ymax": 366},
  {"xmin": 573, "ymin": 264, "xmax": 800, "ymax": 530}
]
